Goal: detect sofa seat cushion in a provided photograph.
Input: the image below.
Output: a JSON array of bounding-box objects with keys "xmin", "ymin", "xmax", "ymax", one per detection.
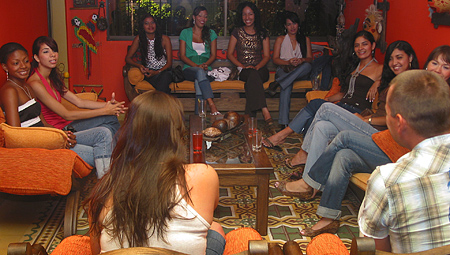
[
  {"xmin": 171, "ymin": 73, "xmax": 312, "ymax": 92},
  {"xmin": 0, "ymin": 148, "xmax": 92, "ymax": 195},
  {"xmin": 350, "ymin": 173, "xmax": 371, "ymax": 191}
]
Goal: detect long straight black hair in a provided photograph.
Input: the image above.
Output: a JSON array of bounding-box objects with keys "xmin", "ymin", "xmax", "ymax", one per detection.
[{"xmin": 138, "ymin": 14, "xmax": 165, "ymax": 66}]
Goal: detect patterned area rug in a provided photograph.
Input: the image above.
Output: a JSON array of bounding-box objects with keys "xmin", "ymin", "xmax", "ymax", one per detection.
[{"xmin": 34, "ymin": 121, "xmax": 361, "ymax": 253}]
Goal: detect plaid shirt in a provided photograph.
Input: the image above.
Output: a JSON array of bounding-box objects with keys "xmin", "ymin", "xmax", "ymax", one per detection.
[{"xmin": 358, "ymin": 134, "xmax": 450, "ymax": 253}]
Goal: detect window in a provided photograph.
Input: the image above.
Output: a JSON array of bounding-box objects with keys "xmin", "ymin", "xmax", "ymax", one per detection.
[{"xmin": 107, "ymin": 0, "xmax": 335, "ymax": 41}]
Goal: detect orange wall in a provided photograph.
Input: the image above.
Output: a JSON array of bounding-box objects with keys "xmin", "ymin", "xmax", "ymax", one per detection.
[
  {"xmin": 344, "ymin": 0, "xmax": 450, "ymax": 68},
  {"xmin": 0, "ymin": 0, "xmax": 48, "ymax": 82}
]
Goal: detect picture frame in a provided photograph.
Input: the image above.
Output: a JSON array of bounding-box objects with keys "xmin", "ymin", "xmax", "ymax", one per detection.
[{"xmin": 73, "ymin": 0, "xmax": 98, "ymax": 8}]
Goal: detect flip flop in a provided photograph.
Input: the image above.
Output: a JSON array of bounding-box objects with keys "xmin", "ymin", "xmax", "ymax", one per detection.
[
  {"xmin": 285, "ymin": 158, "xmax": 305, "ymax": 170},
  {"xmin": 262, "ymin": 138, "xmax": 282, "ymax": 151}
]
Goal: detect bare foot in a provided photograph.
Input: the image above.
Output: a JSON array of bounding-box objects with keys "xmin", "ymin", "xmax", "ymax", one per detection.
[
  {"xmin": 301, "ymin": 218, "xmax": 334, "ymax": 233},
  {"xmin": 290, "ymin": 149, "xmax": 308, "ymax": 166}
]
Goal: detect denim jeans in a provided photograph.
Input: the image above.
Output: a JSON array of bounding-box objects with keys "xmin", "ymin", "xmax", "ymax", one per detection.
[
  {"xmin": 301, "ymin": 103, "xmax": 379, "ymax": 176},
  {"xmin": 206, "ymin": 229, "xmax": 226, "ymax": 255},
  {"xmin": 303, "ymin": 130, "xmax": 391, "ymax": 220},
  {"xmin": 71, "ymin": 126, "xmax": 113, "ymax": 179},
  {"xmin": 288, "ymin": 98, "xmax": 326, "ymax": 134},
  {"xmin": 183, "ymin": 67, "xmax": 215, "ymax": 100},
  {"xmin": 69, "ymin": 115, "xmax": 120, "ymax": 136},
  {"xmin": 276, "ymin": 63, "xmax": 312, "ymax": 125}
]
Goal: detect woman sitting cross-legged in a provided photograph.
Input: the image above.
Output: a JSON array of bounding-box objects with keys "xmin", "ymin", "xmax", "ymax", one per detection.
[
  {"xmin": 125, "ymin": 13, "xmax": 173, "ymax": 94},
  {"xmin": 0, "ymin": 42, "xmax": 113, "ymax": 179},
  {"xmin": 266, "ymin": 11, "xmax": 312, "ymax": 126},
  {"xmin": 179, "ymin": 6, "xmax": 220, "ymax": 115},
  {"xmin": 262, "ymin": 30, "xmax": 383, "ymax": 149},
  {"xmin": 281, "ymin": 40, "xmax": 419, "ymax": 179},
  {"xmin": 86, "ymin": 91, "xmax": 226, "ymax": 254}
]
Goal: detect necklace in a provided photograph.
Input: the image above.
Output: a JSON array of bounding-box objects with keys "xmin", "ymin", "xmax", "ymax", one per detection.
[
  {"xmin": 7, "ymin": 79, "xmax": 32, "ymax": 100},
  {"xmin": 345, "ymin": 58, "xmax": 377, "ymax": 99}
]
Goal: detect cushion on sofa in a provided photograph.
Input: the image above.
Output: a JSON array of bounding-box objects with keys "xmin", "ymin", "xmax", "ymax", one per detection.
[
  {"xmin": 0, "ymin": 148, "xmax": 92, "ymax": 195},
  {"xmin": 61, "ymin": 92, "xmax": 99, "ymax": 111},
  {"xmin": 0, "ymin": 123, "xmax": 67, "ymax": 149},
  {"xmin": 349, "ymin": 173, "xmax": 371, "ymax": 191},
  {"xmin": 171, "ymin": 73, "xmax": 312, "ymax": 92},
  {"xmin": 128, "ymin": 67, "xmax": 144, "ymax": 85}
]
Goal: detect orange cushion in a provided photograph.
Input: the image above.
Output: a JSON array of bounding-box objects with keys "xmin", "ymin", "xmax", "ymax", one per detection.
[
  {"xmin": 128, "ymin": 67, "xmax": 144, "ymax": 85},
  {"xmin": 324, "ymin": 77, "xmax": 341, "ymax": 98},
  {"xmin": 0, "ymin": 128, "xmax": 4, "ymax": 148},
  {"xmin": 50, "ymin": 235, "xmax": 92, "ymax": 255},
  {"xmin": 372, "ymin": 130, "xmax": 410, "ymax": 162},
  {"xmin": 0, "ymin": 108, "xmax": 5, "ymax": 124},
  {"xmin": 0, "ymin": 148, "xmax": 92, "ymax": 195},
  {"xmin": 0, "ymin": 123, "xmax": 67, "ymax": 149},
  {"xmin": 223, "ymin": 227, "xmax": 263, "ymax": 255},
  {"xmin": 306, "ymin": 233, "xmax": 349, "ymax": 255},
  {"xmin": 135, "ymin": 80, "xmax": 154, "ymax": 91}
]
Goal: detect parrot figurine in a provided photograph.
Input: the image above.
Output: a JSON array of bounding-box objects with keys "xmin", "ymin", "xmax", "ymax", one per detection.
[{"xmin": 71, "ymin": 16, "xmax": 97, "ymax": 79}]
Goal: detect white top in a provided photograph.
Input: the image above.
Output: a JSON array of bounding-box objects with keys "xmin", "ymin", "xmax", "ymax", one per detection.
[
  {"xmin": 192, "ymin": 42, "xmax": 206, "ymax": 55},
  {"xmin": 100, "ymin": 192, "xmax": 211, "ymax": 254},
  {"xmin": 280, "ymin": 34, "xmax": 302, "ymax": 61}
]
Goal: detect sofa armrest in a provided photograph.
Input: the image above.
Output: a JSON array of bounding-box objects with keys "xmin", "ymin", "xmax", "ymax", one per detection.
[{"xmin": 61, "ymin": 92, "xmax": 98, "ymax": 111}]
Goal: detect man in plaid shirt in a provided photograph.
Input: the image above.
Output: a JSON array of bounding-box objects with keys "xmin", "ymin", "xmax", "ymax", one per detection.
[{"xmin": 358, "ymin": 70, "xmax": 450, "ymax": 253}]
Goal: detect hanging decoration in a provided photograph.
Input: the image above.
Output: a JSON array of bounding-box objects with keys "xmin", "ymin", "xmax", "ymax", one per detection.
[
  {"xmin": 71, "ymin": 16, "xmax": 98, "ymax": 79},
  {"xmin": 429, "ymin": 0, "xmax": 450, "ymax": 28},
  {"xmin": 363, "ymin": 1, "xmax": 389, "ymax": 53}
]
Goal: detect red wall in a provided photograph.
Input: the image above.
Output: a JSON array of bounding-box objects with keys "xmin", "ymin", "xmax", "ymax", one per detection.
[
  {"xmin": 63, "ymin": 0, "xmax": 450, "ymax": 104},
  {"xmin": 344, "ymin": 0, "xmax": 450, "ymax": 68},
  {"xmin": 0, "ymin": 0, "xmax": 48, "ymax": 82},
  {"xmin": 65, "ymin": 1, "xmax": 129, "ymax": 103}
]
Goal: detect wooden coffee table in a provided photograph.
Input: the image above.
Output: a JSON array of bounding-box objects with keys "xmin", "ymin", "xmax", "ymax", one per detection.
[{"xmin": 189, "ymin": 114, "xmax": 273, "ymax": 235}]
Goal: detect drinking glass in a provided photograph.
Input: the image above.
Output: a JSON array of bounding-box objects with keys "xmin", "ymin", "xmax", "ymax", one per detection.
[
  {"xmin": 252, "ymin": 129, "xmax": 262, "ymax": 152},
  {"xmin": 198, "ymin": 99, "xmax": 206, "ymax": 118},
  {"xmin": 192, "ymin": 131, "xmax": 203, "ymax": 153},
  {"xmin": 248, "ymin": 117, "xmax": 257, "ymax": 137}
]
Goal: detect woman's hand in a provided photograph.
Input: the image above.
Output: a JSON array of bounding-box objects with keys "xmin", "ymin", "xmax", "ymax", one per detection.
[
  {"xmin": 289, "ymin": 58, "xmax": 302, "ymax": 67},
  {"xmin": 104, "ymin": 101, "xmax": 127, "ymax": 116},
  {"xmin": 139, "ymin": 65, "xmax": 149, "ymax": 75},
  {"xmin": 366, "ymin": 81, "xmax": 380, "ymax": 102},
  {"xmin": 64, "ymin": 131, "xmax": 77, "ymax": 149},
  {"xmin": 144, "ymin": 69, "xmax": 159, "ymax": 77},
  {"xmin": 199, "ymin": 63, "xmax": 209, "ymax": 70},
  {"xmin": 244, "ymin": 65, "xmax": 256, "ymax": 69}
]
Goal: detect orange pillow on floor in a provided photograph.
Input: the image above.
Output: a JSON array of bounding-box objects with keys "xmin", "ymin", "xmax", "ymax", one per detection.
[
  {"xmin": 306, "ymin": 233, "xmax": 349, "ymax": 255},
  {"xmin": 223, "ymin": 227, "xmax": 263, "ymax": 255}
]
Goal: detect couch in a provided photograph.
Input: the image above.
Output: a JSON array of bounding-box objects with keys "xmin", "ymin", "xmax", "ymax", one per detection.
[{"xmin": 0, "ymin": 94, "xmax": 95, "ymax": 237}]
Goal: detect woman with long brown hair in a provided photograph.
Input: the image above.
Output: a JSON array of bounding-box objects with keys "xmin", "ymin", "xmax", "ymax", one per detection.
[{"xmin": 86, "ymin": 91, "xmax": 225, "ymax": 254}]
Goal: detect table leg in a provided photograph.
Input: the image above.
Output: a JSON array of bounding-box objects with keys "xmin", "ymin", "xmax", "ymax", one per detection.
[{"xmin": 256, "ymin": 173, "xmax": 270, "ymax": 236}]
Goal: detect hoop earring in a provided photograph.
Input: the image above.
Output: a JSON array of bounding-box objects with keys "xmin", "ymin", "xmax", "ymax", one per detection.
[{"xmin": 5, "ymin": 71, "xmax": 8, "ymax": 79}]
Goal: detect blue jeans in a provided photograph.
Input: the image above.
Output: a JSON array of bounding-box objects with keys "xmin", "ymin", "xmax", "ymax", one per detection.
[
  {"xmin": 206, "ymin": 229, "xmax": 226, "ymax": 255},
  {"xmin": 69, "ymin": 115, "xmax": 120, "ymax": 136},
  {"xmin": 301, "ymin": 103, "xmax": 379, "ymax": 176},
  {"xmin": 276, "ymin": 63, "xmax": 312, "ymax": 125},
  {"xmin": 288, "ymin": 99, "xmax": 363, "ymax": 134},
  {"xmin": 71, "ymin": 126, "xmax": 113, "ymax": 179},
  {"xmin": 183, "ymin": 67, "xmax": 214, "ymax": 100},
  {"xmin": 303, "ymin": 130, "xmax": 391, "ymax": 220}
]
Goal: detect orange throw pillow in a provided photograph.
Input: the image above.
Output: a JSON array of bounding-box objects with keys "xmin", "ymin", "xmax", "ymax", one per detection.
[
  {"xmin": 324, "ymin": 77, "xmax": 341, "ymax": 98},
  {"xmin": 0, "ymin": 123, "xmax": 67, "ymax": 150}
]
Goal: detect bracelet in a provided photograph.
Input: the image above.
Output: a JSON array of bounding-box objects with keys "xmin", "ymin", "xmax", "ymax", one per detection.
[{"xmin": 368, "ymin": 117, "xmax": 372, "ymax": 125}]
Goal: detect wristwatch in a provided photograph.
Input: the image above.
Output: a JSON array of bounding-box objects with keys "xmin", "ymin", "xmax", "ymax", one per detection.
[{"xmin": 368, "ymin": 117, "xmax": 372, "ymax": 125}]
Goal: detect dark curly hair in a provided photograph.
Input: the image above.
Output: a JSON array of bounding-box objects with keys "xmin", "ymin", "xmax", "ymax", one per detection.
[
  {"xmin": 138, "ymin": 14, "xmax": 165, "ymax": 66},
  {"xmin": 236, "ymin": 1, "xmax": 267, "ymax": 41}
]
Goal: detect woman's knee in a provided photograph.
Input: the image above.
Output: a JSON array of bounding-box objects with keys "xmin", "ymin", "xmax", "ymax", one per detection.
[{"xmin": 195, "ymin": 68, "xmax": 209, "ymax": 81}]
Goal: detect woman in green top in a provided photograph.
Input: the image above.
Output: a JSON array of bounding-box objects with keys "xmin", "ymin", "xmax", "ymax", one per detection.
[{"xmin": 179, "ymin": 6, "xmax": 220, "ymax": 115}]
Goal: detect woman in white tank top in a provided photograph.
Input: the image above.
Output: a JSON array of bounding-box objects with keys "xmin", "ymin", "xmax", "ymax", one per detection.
[
  {"xmin": 266, "ymin": 11, "xmax": 313, "ymax": 126},
  {"xmin": 85, "ymin": 91, "xmax": 225, "ymax": 254}
]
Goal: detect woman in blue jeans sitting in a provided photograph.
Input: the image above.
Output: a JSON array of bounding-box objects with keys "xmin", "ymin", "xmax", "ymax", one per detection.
[
  {"xmin": 263, "ymin": 30, "xmax": 382, "ymax": 148},
  {"xmin": 284, "ymin": 41, "xmax": 419, "ymax": 174},
  {"xmin": 179, "ymin": 6, "xmax": 220, "ymax": 115},
  {"xmin": 267, "ymin": 11, "xmax": 312, "ymax": 126},
  {"xmin": 0, "ymin": 42, "xmax": 113, "ymax": 179}
]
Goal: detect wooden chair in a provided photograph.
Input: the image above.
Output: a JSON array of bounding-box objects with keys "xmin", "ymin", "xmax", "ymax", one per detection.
[{"xmin": 350, "ymin": 237, "xmax": 450, "ymax": 255}]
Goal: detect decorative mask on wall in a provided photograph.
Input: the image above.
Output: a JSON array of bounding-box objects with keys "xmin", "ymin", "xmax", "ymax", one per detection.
[
  {"xmin": 363, "ymin": 4, "xmax": 383, "ymax": 43},
  {"xmin": 428, "ymin": 0, "xmax": 450, "ymax": 13}
]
